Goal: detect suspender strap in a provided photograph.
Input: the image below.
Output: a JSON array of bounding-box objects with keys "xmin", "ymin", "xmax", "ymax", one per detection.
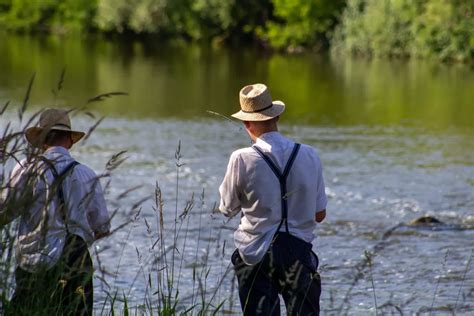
[
  {"xmin": 41, "ymin": 157, "xmax": 80, "ymax": 232},
  {"xmin": 252, "ymin": 143, "xmax": 301, "ymax": 233}
]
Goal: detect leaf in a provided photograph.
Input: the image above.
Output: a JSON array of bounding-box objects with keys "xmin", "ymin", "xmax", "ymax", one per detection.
[
  {"xmin": 211, "ymin": 300, "xmax": 226, "ymax": 315},
  {"xmin": 84, "ymin": 111, "xmax": 96, "ymax": 118},
  {"xmin": 123, "ymin": 291, "xmax": 129, "ymax": 316},
  {"xmin": 86, "ymin": 92, "xmax": 128, "ymax": 104},
  {"xmin": 52, "ymin": 67, "xmax": 66, "ymax": 97},
  {"xmin": 117, "ymin": 185, "xmax": 144, "ymax": 200},
  {"xmin": 105, "ymin": 150, "xmax": 128, "ymax": 172},
  {"xmin": 82, "ymin": 116, "xmax": 105, "ymax": 142},
  {"xmin": 57, "ymin": 67, "xmax": 66, "ymax": 93},
  {"xmin": 1, "ymin": 100, "xmax": 10, "ymax": 115},
  {"xmin": 19, "ymin": 73, "xmax": 36, "ymax": 121}
]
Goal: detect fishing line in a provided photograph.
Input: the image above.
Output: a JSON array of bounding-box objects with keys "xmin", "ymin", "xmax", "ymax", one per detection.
[{"xmin": 206, "ymin": 110, "xmax": 252, "ymax": 144}]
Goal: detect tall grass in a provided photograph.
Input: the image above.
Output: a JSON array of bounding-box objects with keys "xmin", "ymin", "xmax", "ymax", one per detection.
[
  {"xmin": 83, "ymin": 138, "xmax": 234, "ymax": 314},
  {"xmin": 335, "ymin": 222, "xmax": 474, "ymax": 315},
  {"xmin": 0, "ymin": 72, "xmax": 234, "ymax": 314}
]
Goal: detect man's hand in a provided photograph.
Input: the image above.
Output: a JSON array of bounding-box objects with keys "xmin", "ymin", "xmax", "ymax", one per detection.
[
  {"xmin": 315, "ymin": 209, "xmax": 326, "ymax": 223},
  {"xmin": 94, "ymin": 230, "xmax": 109, "ymax": 240}
]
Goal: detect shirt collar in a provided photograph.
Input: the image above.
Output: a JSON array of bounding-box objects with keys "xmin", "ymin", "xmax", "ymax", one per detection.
[
  {"xmin": 43, "ymin": 146, "xmax": 71, "ymax": 158},
  {"xmin": 255, "ymin": 131, "xmax": 283, "ymax": 149}
]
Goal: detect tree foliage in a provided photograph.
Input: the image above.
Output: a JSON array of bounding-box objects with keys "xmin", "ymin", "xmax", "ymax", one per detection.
[
  {"xmin": 332, "ymin": 0, "xmax": 473, "ymax": 61},
  {"xmin": 0, "ymin": 0, "xmax": 472, "ymax": 61},
  {"xmin": 95, "ymin": 0, "xmax": 272, "ymax": 43},
  {"xmin": 257, "ymin": 0, "xmax": 345, "ymax": 51},
  {"xmin": 0, "ymin": 0, "xmax": 96, "ymax": 33}
]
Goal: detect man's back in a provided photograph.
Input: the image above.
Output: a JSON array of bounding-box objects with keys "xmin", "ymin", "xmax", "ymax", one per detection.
[
  {"xmin": 220, "ymin": 83, "xmax": 325, "ymax": 315},
  {"xmin": 1, "ymin": 108, "xmax": 109, "ymax": 315},
  {"xmin": 6, "ymin": 146, "xmax": 110, "ymax": 272},
  {"xmin": 220, "ymin": 131, "xmax": 326, "ymax": 264}
]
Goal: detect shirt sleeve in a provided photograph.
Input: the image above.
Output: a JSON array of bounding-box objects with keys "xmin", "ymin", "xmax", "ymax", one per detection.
[
  {"xmin": 75, "ymin": 166, "xmax": 111, "ymax": 237},
  {"xmin": 219, "ymin": 151, "xmax": 242, "ymax": 217},
  {"xmin": 315, "ymin": 153, "xmax": 328, "ymax": 213},
  {"xmin": 0, "ymin": 161, "xmax": 31, "ymax": 226},
  {"xmin": 87, "ymin": 176, "xmax": 111, "ymax": 236}
]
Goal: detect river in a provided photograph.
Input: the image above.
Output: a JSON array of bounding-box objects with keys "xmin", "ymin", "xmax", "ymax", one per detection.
[{"xmin": 1, "ymin": 34, "xmax": 473, "ymax": 315}]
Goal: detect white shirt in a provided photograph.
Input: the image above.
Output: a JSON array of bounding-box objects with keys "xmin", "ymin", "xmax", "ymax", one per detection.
[
  {"xmin": 1, "ymin": 146, "xmax": 110, "ymax": 272},
  {"xmin": 219, "ymin": 132, "xmax": 327, "ymax": 265}
]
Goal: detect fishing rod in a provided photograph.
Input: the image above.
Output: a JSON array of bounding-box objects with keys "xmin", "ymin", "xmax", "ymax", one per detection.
[
  {"xmin": 206, "ymin": 110, "xmax": 241, "ymax": 128},
  {"xmin": 206, "ymin": 110, "xmax": 253, "ymax": 144}
]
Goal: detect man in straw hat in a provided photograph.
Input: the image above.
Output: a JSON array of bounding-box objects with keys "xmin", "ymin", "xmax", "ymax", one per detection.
[
  {"xmin": 219, "ymin": 83, "xmax": 327, "ymax": 315},
  {"xmin": 1, "ymin": 108, "xmax": 110, "ymax": 315}
]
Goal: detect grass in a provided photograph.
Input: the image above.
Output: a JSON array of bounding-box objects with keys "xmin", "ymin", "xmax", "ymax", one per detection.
[{"xmin": 0, "ymin": 72, "xmax": 234, "ymax": 315}]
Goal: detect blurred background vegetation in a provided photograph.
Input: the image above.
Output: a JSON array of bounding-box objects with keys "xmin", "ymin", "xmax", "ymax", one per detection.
[{"xmin": 0, "ymin": 0, "xmax": 472, "ymax": 62}]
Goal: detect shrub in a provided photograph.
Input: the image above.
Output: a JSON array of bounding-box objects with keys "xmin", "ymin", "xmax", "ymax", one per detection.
[
  {"xmin": 332, "ymin": 0, "xmax": 474, "ymax": 61},
  {"xmin": 257, "ymin": 0, "xmax": 346, "ymax": 51},
  {"xmin": 0, "ymin": 0, "xmax": 97, "ymax": 33}
]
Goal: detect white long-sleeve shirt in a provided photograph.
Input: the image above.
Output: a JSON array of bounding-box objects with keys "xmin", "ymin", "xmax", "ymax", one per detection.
[
  {"xmin": 1, "ymin": 146, "xmax": 110, "ymax": 272},
  {"xmin": 219, "ymin": 132, "xmax": 327, "ymax": 265}
]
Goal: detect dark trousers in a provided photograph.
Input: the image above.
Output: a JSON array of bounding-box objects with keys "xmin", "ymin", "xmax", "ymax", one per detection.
[
  {"xmin": 7, "ymin": 235, "xmax": 93, "ymax": 316},
  {"xmin": 232, "ymin": 232, "xmax": 321, "ymax": 316}
]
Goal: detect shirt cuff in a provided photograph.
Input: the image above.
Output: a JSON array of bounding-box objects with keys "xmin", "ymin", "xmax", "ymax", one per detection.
[
  {"xmin": 94, "ymin": 222, "xmax": 110, "ymax": 235},
  {"xmin": 219, "ymin": 204, "xmax": 240, "ymax": 218}
]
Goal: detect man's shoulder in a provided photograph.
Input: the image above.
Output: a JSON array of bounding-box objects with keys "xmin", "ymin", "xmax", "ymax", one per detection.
[
  {"xmin": 296, "ymin": 143, "xmax": 322, "ymax": 161},
  {"xmin": 72, "ymin": 162, "xmax": 100, "ymax": 179},
  {"xmin": 11, "ymin": 158, "xmax": 42, "ymax": 177},
  {"xmin": 298, "ymin": 143, "xmax": 317, "ymax": 153},
  {"xmin": 227, "ymin": 147, "xmax": 259, "ymax": 167},
  {"xmin": 230, "ymin": 147, "xmax": 256, "ymax": 159}
]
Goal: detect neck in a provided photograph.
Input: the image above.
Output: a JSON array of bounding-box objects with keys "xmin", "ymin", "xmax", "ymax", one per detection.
[
  {"xmin": 253, "ymin": 127, "xmax": 277, "ymax": 139},
  {"xmin": 246, "ymin": 123, "xmax": 278, "ymax": 142},
  {"xmin": 42, "ymin": 143, "xmax": 70, "ymax": 153}
]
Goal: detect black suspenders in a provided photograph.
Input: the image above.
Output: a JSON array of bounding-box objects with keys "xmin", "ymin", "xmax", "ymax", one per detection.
[
  {"xmin": 41, "ymin": 157, "xmax": 80, "ymax": 232},
  {"xmin": 252, "ymin": 143, "xmax": 301, "ymax": 233}
]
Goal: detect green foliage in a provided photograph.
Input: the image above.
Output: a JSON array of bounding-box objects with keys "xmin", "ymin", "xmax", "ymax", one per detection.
[
  {"xmin": 332, "ymin": 0, "xmax": 473, "ymax": 61},
  {"xmin": 0, "ymin": 0, "xmax": 96, "ymax": 33},
  {"xmin": 94, "ymin": 0, "xmax": 270, "ymax": 42},
  {"xmin": 258, "ymin": 0, "xmax": 345, "ymax": 51},
  {"xmin": 223, "ymin": 0, "xmax": 273, "ymax": 44},
  {"xmin": 94, "ymin": 0, "xmax": 343, "ymax": 47},
  {"xmin": 0, "ymin": 0, "xmax": 472, "ymax": 60},
  {"xmin": 96, "ymin": 0, "xmax": 207, "ymax": 38},
  {"xmin": 411, "ymin": 0, "xmax": 473, "ymax": 61}
]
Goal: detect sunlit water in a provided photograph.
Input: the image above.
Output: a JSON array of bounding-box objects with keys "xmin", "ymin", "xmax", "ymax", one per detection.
[{"xmin": 1, "ymin": 34, "xmax": 473, "ymax": 315}]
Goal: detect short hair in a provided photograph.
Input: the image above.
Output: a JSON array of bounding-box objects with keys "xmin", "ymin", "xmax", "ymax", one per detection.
[
  {"xmin": 44, "ymin": 130, "xmax": 72, "ymax": 146},
  {"xmin": 247, "ymin": 116, "xmax": 279, "ymax": 126}
]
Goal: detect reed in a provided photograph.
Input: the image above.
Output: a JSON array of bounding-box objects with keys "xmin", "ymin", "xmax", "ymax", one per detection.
[
  {"xmin": 454, "ymin": 249, "xmax": 474, "ymax": 310},
  {"xmin": 0, "ymin": 71, "xmax": 230, "ymax": 314},
  {"xmin": 89, "ymin": 136, "xmax": 231, "ymax": 314},
  {"xmin": 0, "ymin": 71, "xmax": 139, "ymax": 314}
]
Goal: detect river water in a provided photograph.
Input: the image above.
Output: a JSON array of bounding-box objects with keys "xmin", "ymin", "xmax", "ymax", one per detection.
[{"xmin": 1, "ymin": 34, "xmax": 473, "ymax": 315}]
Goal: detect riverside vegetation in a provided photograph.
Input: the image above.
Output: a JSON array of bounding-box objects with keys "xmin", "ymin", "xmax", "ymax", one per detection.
[
  {"xmin": 0, "ymin": 74, "xmax": 235, "ymax": 314},
  {"xmin": 0, "ymin": 0, "xmax": 472, "ymax": 61}
]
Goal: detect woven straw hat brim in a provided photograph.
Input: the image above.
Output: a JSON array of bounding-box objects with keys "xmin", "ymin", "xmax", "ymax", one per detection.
[
  {"xmin": 25, "ymin": 126, "xmax": 85, "ymax": 148},
  {"xmin": 231, "ymin": 101, "xmax": 285, "ymax": 121}
]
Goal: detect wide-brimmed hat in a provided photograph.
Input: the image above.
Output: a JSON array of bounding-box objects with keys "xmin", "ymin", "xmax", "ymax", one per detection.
[
  {"xmin": 231, "ymin": 83, "xmax": 285, "ymax": 121},
  {"xmin": 25, "ymin": 109, "xmax": 85, "ymax": 148}
]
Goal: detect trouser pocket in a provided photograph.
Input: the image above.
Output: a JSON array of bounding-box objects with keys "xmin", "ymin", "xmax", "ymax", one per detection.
[
  {"xmin": 277, "ymin": 233, "xmax": 319, "ymax": 273},
  {"xmin": 309, "ymin": 250, "xmax": 319, "ymax": 272},
  {"xmin": 231, "ymin": 249, "xmax": 241, "ymax": 266}
]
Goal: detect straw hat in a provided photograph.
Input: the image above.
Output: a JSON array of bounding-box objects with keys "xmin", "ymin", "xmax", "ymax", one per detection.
[
  {"xmin": 231, "ymin": 83, "xmax": 285, "ymax": 121},
  {"xmin": 25, "ymin": 109, "xmax": 85, "ymax": 148}
]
